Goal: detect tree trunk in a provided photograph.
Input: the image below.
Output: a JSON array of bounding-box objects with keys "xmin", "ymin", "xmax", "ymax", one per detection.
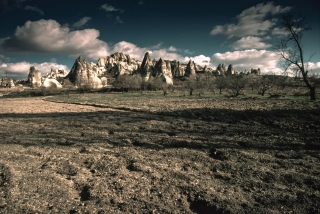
[
  {"xmin": 189, "ymin": 88, "xmax": 193, "ymax": 96},
  {"xmin": 310, "ymin": 86, "xmax": 316, "ymax": 100}
]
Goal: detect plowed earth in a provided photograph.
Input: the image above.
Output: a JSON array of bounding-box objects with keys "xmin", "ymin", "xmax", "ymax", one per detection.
[{"xmin": 0, "ymin": 97, "xmax": 320, "ymax": 213}]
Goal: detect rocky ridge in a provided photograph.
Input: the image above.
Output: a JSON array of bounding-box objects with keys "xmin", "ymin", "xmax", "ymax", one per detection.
[{"xmin": 26, "ymin": 52, "xmax": 262, "ymax": 88}]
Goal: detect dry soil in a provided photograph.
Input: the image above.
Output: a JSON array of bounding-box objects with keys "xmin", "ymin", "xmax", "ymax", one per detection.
[{"xmin": 0, "ymin": 97, "xmax": 319, "ymax": 213}]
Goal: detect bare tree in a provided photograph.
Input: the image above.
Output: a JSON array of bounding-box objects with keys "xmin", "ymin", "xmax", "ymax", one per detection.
[
  {"xmin": 227, "ymin": 75, "xmax": 248, "ymax": 97},
  {"xmin": 215, "ymin": 76, "xmax": 229, "ymax": 94},
  {"xmin": 257, "ymin": 76, "xmax": 272, "ymax": 96},
  {"xmin": 275, "ymin": 13, "xmax": 316, "ymax": 100}
]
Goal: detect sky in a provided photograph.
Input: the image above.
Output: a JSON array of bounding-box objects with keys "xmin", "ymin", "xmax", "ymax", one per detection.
[{"xmin": 0, "ymin": 0, "xmax": 319, "ymax": 79}]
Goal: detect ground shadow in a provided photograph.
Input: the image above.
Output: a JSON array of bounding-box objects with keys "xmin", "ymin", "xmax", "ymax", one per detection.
[{"xmin": 1, "ymin": 105, "xmax": 319, "ymax": 151}]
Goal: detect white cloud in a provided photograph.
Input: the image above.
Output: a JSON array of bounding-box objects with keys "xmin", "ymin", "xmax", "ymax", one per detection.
[
  {"xmin": 112, "ymin": 41, "xmax": 147, "ymax": 60},
  {"xmin": 168, "ymin": 46, "xmax": 177, "ymax": 52},
  {"xmin": 210, "ymin": 2, "xmax": 292, "ymax": 38},
  {"xmin": 148, "ymin": 49, "xmax": 185, "ymax": 62},
  {"xmin": 24, "ymin": 5, "xmax": 44, "ymax": 15},
  {"xmin": 73, "ymin": 17, "xmax": 91, "ymax": 28},
  {"xmin": 271, "ymin": 27, "xmax": 288, "ymax": 36},
  {"xmin": 307, "ymin": 62, "xmax": 320, "ymax": 74},
  {"xmin": 0, "ymin": 19, "xmax": 110, "ymax": 60},
  {"xmin": 0, "ymin": 61, "xmax": 69, "ymax": 79},
  {"xmin": 184, "ymin": 55, "xmax": 211, "ymax": 67},
  {"xmin": 212, "ymin": 49, "xmax": 280, "ymax": 73},
  {"xmin": 101, "ymin": 4, "xmax": 123, "ymax": 13},
  {"xmin": 111, "ymin": 41, "xmax": 185, "ymax": 62},
  {"xmin": 232, "ymin": 36, "xmax": 271, "ymax": 50}
]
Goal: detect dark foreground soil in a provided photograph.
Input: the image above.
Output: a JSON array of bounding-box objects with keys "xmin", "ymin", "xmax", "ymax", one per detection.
[{"xmin": 0, "ymin": 97, "xmax": 320, "ymax": 213}]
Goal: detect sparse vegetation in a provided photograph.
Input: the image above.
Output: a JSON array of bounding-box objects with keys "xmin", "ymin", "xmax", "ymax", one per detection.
[{"xmin": 226, "ymin": 75, "xmax": 248, "ymax": 97}]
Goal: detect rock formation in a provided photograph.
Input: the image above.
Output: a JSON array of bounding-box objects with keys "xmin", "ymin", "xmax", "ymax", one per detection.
[
  {"xmin": 0, "ymin": 78, "xmax": 15, "ymax": 88},
  {"xmin": 184, "ymin": 60, "xmax": 196, "ymax": 77},
  {"xmin": 28, "ymin": 66, "xmax": 42, "ymax": 87},
  {"xmin": 226, "ymin": 64, "xmax": 235, "ymax": 76},
  {"xmin": 65, "ymin": 56, "xmax": 102, "ymax": 89},
  {"xmin": 152, "ymin": 58, "xmax": 173, "ymax": 84},
  {"xmin": 97, "ymin": 52, "xmax": 140, "ymax": 77},
  {"xmin": 140, "ymin": 52, "xmax": 154, "ymax": 81},
  {"xmin": 100, "ymin": 77, "xmax": 108, "ymax": 86},
  {"xmin": 170, "ymin": 60, "xmax": 181, "ymax": 76},
  {"xmin": 216, "ymin": 63, "xmax": 227, "ymax": 75},
  {"xmin": 46, "ymin": 68, "xmax": 66, "ymax": 79},
  {"xmin": 42, "ymin": 78, "xmax": 62, "ymax": 88}
]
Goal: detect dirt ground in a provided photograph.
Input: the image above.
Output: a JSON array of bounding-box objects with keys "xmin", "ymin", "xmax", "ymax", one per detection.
[{"xmin": 0, "ymin": 97, "xmax": 319, "ymax": 213}]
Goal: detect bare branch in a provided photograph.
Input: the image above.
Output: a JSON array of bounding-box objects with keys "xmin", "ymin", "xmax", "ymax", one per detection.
[{"xmin": 275, "ymin": 12, "xmax": 316, "ymax": 100}]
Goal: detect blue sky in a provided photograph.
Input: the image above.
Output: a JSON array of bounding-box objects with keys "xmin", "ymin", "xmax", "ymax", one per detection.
[{"xmin": 0, "ymin": 0, "xmax": 319, "ymax": 79}]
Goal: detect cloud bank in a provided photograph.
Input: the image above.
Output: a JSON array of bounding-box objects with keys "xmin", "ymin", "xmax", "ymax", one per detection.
[{"xmin": 212, "ymin": 49, "xmax": 281, "ymax": 74}]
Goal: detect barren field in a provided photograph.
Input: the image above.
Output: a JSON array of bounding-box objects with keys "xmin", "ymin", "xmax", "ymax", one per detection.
[{"xmin": 0, "ymin": 95, "xmax": 320, "ymax": 213}]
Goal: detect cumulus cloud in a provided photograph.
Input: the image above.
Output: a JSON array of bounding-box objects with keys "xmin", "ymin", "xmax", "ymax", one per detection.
[
  {"xmin": 24, "ymin": 5, "xmax": 44, "ymax": 15},
  {"xmin": 210, "ymin": 2, "xmax": 292, "ymax": 38},
  {"xmin": 0, "ymin": 61, "xmax": 69, "ymax": 79},
  {"xmin": 212, "ymin": 49, "xmax": 280, "ymax": 74},
  {"xmin": 111, "ymin": 41, "xmax": 184, "ymax": 62},
  {"xmin": 73, "ymin": 17, "xmax": 91, "ymax": 28},
  {"xmin": 232, "ymin": 36, "xmax": 271, "ymax": 50},
  {"xmin": 112, "ymin": 41, "xmax": 147, "ymax": 60},
  {"xmin": 184, "ymin": 55, "xmax": 211, "ymax": 67},
  {"xmin": 0, "ymin": 19, "xmax": 110, "ymax": 60},
  {"xmin": 100, "ymin": 4, "xmax": 124, "ymax": 13},
  {"xmin": 306, "ymin": 62, "xmax": 320, "ymax": 74}
]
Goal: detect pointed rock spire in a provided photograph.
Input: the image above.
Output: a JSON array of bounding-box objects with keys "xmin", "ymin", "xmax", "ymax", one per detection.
[
  {"xmin": 184, "ymin": 59, "xmax": 196, "ymax": 77},
  {"xmin": 65, "ymin": 55, "xmax": 102, "ymax": 88}
]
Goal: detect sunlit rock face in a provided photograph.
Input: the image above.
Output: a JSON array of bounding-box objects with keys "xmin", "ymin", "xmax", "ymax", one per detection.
[
  {"xmin": 65, "ymin": 56, "xmax": 102, "ymax": 89},
  {"xmin": 100, "ymin": 77, "xmax": 108, "ymax": 86},
  {"xmin": 28, "ymin": 66, "xmax": 42, "ymax": 88},
  {"xmin": 216, "ymin": 63, "xmax": 227, "ymax": 75},
  {"xmin": 184, "ymin": 60, "xmax": 196, "ymax": 77},
  {"xmin": 42, "ymin": 78, "xmax": 62, "ymax": 88},
  {"xmin": 0, "ymin": 78, "xmax": 15, "ymax": 88},
  {"xmin": 226, "ymin": 64, "xmax": 235, "ymax": 76},
  {"xmin": 152, "ymin": 58, "xmax": 173, "ymax": 84},
  {"xmin": 139, "ymin": 52, "xmax": 154, "ymax": 81},
  {"xmin": 97, "ymin": 52, "xmax": 140, "ymax": 76},
  {"xmin": 46, "ymin": 68, "xmax": 66, "ymax": 79}
]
